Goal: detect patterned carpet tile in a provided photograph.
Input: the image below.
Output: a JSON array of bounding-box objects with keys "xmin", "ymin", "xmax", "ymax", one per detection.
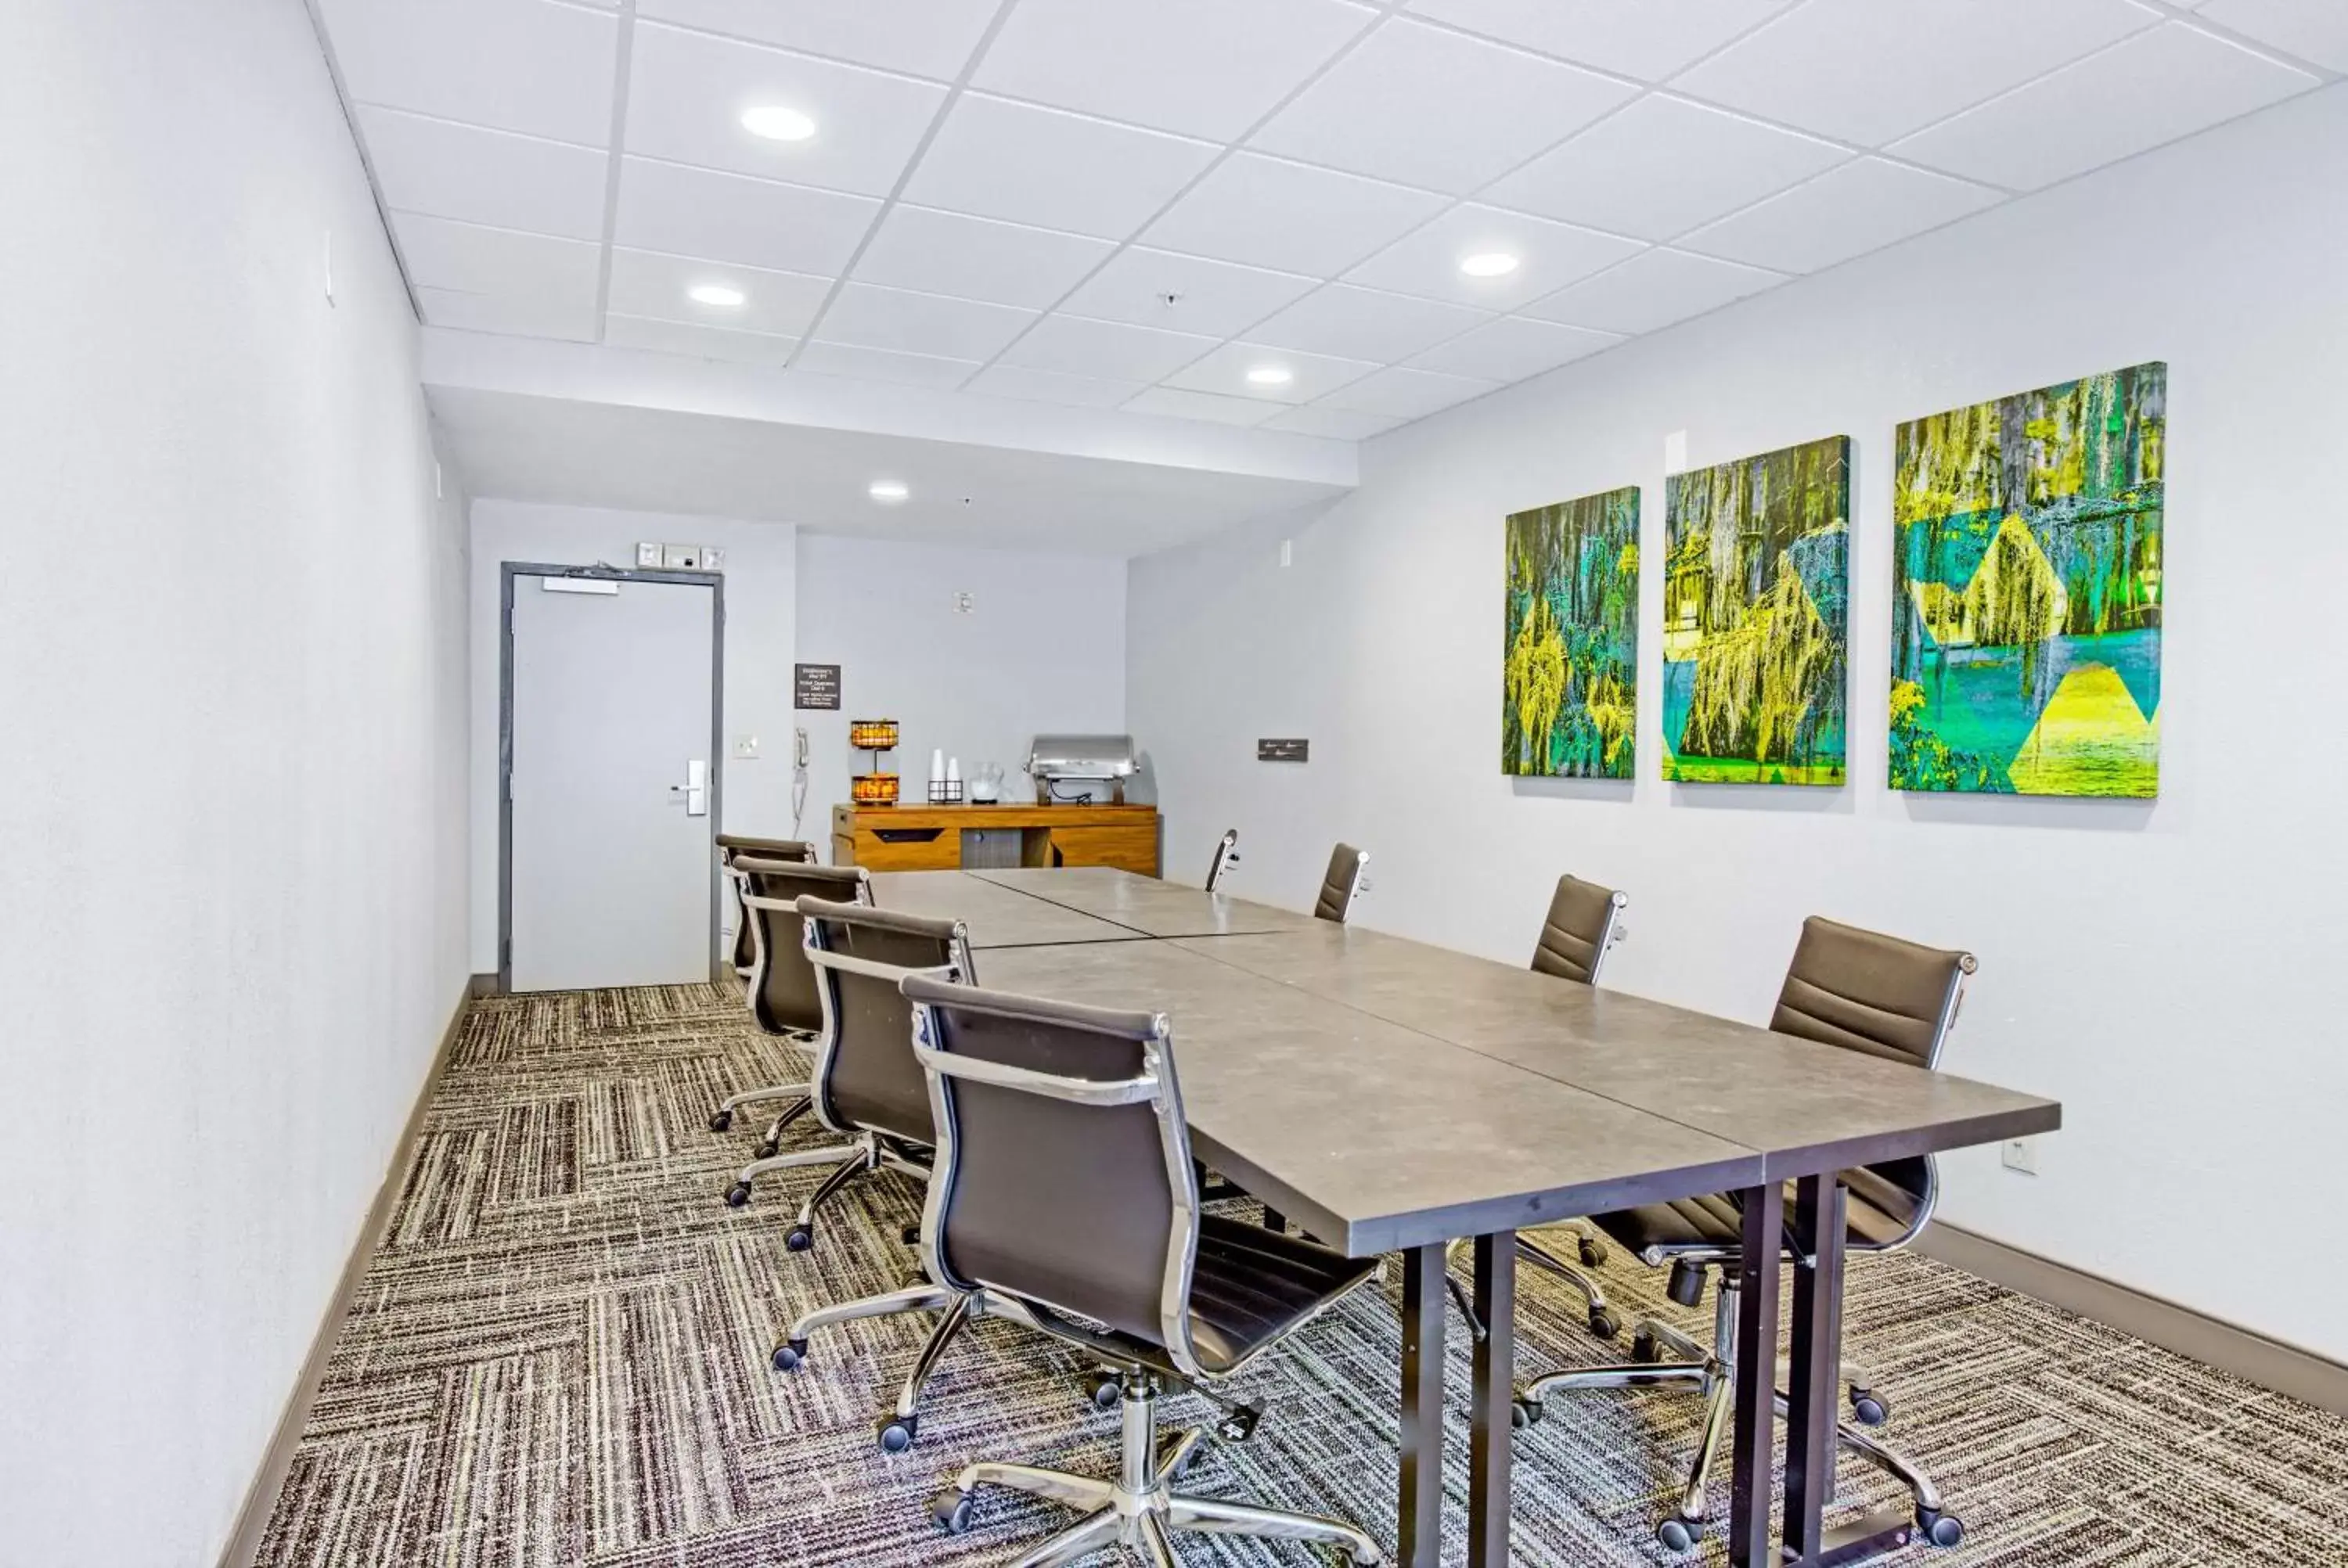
[{"xmin": 258, "ymin": 983, "xmax": 2348, "ymax": 1566}]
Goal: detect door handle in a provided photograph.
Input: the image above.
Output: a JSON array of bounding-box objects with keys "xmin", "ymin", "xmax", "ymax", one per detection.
[{"xmin": 673, "ymin": 759, "xmax": 708, "ymax": 816}]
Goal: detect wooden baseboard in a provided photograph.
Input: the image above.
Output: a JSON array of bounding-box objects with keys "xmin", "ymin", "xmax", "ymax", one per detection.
[
  {"xmin": 214, "ymin": 984, "xmax": 473, "ymax": 1568},
  {"xmin": 1918, "ymin": 1221, "xmax": 2348, "ymax": 1417}
]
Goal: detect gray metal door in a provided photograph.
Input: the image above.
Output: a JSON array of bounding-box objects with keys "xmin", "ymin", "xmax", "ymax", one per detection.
[{"xmin": 506, "ymin": 572, "xmax": 717, "ymax": 992}]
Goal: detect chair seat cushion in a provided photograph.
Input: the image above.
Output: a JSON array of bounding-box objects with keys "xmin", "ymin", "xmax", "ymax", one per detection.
[
  {"xmin": 1184, "ymin": 1216, "xmax": 1379, "ymax": 1374},
  {"xmin": 1593, "ymin": 1171, "xmax": 1918, "ymax": 1258}
]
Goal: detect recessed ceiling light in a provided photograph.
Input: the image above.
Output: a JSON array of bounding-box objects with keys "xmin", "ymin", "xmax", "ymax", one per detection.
[
  {"xmin": 1244, "ymin": 365, "xmax": 1295, "ymax": 387},
  {"xmin": 688, "ymin": 283, "xmax": 746, "ymax": 308},
  {"xmin": 1459, "ymin": 251, "xmax": 1521, "ymax": 279},
  {"xmin": 741, "ymin": 105, "xmax": 817, "ymax": 142},
  {"xmin": 869, "ymin": 480, "xmax": 910, "ymax": 503}
]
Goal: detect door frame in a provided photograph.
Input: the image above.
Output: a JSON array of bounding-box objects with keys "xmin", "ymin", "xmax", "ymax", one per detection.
[{"xmin": 498, "ymin": 561, "xmax": 727, "ymax": 994}]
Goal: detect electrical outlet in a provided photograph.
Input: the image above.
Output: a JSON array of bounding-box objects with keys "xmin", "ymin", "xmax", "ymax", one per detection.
[
  {"xmin": 663, "ymin": 544, "xmax": 700, "ymax": 570},
  {"xmin": 636, "ymin": 542, "xmax": 662, "ymax": 568},
  {"xmin": 2001, "ymin": 1137, "xmax": 2038, "ymax": 1176},
  {"xmin": 733, "ymin": 734, "xmax": 760, "ymax": 760}
]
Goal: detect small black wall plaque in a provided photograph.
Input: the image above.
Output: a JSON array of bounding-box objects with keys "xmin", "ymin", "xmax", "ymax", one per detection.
[
  {"xmin": 1257, "ymin": 738, "xmax": 1309, "ymax": 763},
  {"xmin": 794, "ymin": 664, "xmax": 841, "ymax": 710}
]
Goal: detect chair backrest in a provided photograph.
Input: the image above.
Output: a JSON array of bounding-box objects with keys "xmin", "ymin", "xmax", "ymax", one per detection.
[
  {"xmin": 800, "ymin": 897, "xmax": 971, "ymax": 1143},
  {"xmin": 1771, "ymin": 916, "xmax": 1977, "ymax": 1246},
  {"xmin": 1530, "ymin": 875, "xmax": 1628, "ymax": 984},
  {"xmin": 902, "ymin": 973, "xmax": 1203, "ymax": 1373},
  {"xmin": 1313, "ymin": 843, "xmax": 1369, "ymax": 923},
  {"xmin": 721, "ymin": 837, "xmax": 814, "ymax": 971},
  {"xmin": 1204, "ymin": 829, "xmax": 1240, "ymax": 894},
  {"xmin": 738, "ymin": 860, "xmax": 869, "ymax": 1034}
]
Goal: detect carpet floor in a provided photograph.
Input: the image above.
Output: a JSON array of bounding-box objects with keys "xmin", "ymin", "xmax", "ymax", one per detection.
[{"xmin": 258, "ymin": 983, "xmax": 2346, "ymax": 1566}]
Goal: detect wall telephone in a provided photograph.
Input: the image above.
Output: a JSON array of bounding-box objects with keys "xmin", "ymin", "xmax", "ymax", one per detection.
[{"xmin": 791, "ymin": 726, "xmax": 810, "ymax": 835}]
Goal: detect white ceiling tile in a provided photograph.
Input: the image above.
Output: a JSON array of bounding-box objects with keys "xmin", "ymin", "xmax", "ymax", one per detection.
[
  {"xmin": 852, "ymin": 206, "xmax": 1115, "ymax": 308},
  {"xmin": 2195, "ymin": 0, "xmax": 2348, "ymax": 70},
  {"xmin": 607, "ymin": 248, "xmax": 833, "ymax": 337},
  {"xmin": 1406, "ymin": 316, "xmax": 1621, "ymax": 381},
  {"xmin": 391, "ymin": 212, "xmax": 602, "ymax": 305},
  {"xmin": 1319, "ymin": 365, "xmax": 1497, "ymax": 419},
  {"xmin": 416, "ymin": 285, "xmax": 598, "ymax": 342},
  {"xmin": 635, "ymin": 0, "xmax": 999, "ymax": 81},
  {"xmin": 1122, "ymin": 387, "xmax": 1281, "ymax": 427},
  {"xmin": 812, "ymin": 282, "xmax": 1037, "ymax": 360},
  {"xmin": 1521, "ymin": 247, "xmax": 1784, "ymax": 334},
  {"xmin": 359, "ymin": 108, "xmax": 610, "ymax": 239},
  {"xmin": 964, "ymin": 365, "xmax": 1149, "ymax": 408},
  {"xmin": 624, "ymin": 23, "xmax": 948, "ymax": 196},
  {"xmin": 1674, "ymin": 0, "xmax": 2160, "ymax": 146},
  {"xmin": 1486, "ymin": 96, "xmax": 1848, "ymax": 240},
  {"xmin": 1677, "ymin": 158, "xmax": 2001, "ymax": 273},
  {"xmin": 1890, "ymin": 23, "xmax": 2319, "ymax": 191},
  {"xmin": 1247, "ymin": 284, "xmax": 1490, "ymax": 361},
  {"xmin": 1404, "ymin": 0, "xmax": 1795, "ymax": 80},
  {"xmin": 977, "ymin": 0, "xmax": 1373, "ymax": 142},
  {"xmin": 319, "ymin": 0, "xmax": 618, "ymax": 145},
  {"xmin": 604, "ymin": 313, "xmax": 801, "ymax": 366},
  {"xmin": 1141, "ymin": 154, "xmax": 1448, "ymax": 277},
  {"xmin": 1260, "ymin": 405, "xmax": 1404, "ymax": 440},
  {"xmin": 1253, "ymin": 20, "xmax": 1639, "ymax": 193},
  {"xmin": 1059, "ymin": 249, "xmax": 1318, "ymax": 338},
  {"xmin": 1162, "ymin": 342, "xmax": 1380, "ymax": 404},
  {"xmin": 1345, "ymin": 205, "xmax": 1643, "ymax": 309},
  {"xmin": 998, "ymin": 315, "xmax": 1221, "ymax": 382},
  {"xmin": 614, "ymin": 157, "xmax": 880, "ymax": 272},
  {"xmin": 793, "ymin": 340, "xmax": 981, "ymax": 390},
  {"xmin": 902, "ymin": 95, "xmax": 1219, "ymax": 239}
]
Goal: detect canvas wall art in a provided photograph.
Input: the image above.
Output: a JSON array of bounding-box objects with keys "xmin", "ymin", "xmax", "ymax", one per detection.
[
  {"xmin": 1503, "ymin": 486, "xmax": 1638, "ymax": 779},
  {"xmin": 1889, "ymin": 362, "xmax": 2165, "ymax": 797},
  {"xmin": 1660, "ymin": 436, "xmax": 1850, "ymax": 786}
]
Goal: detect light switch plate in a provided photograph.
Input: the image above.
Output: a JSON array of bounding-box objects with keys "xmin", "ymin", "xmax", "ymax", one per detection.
[
  {"xmin": 1664, "ymin": 430, "xmax": 1689, "ymax": 474},
  {"xmin": 701, "ymin": 545, "xmax": 726, "ymax": 571},
  {"xmin": 636, "ymin": 541, "xmax": 662, "ymax": 568},
  {"xmin": 2001, "ymin": 1137, "xmax": 2038, "ymax": 1175}
]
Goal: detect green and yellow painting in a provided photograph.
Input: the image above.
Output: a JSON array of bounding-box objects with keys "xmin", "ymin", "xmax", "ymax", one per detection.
[
  {"xmin": 1503, "ymin": 486, "xmax": 1638, "ymax": 779},
  {"xmin": 1661, "ymin": 437, "xmax": 1849, "ymax": 786},
  {"xmin": 1890, "ymin": 362, "xmax": 2164, "ymax": 797}
]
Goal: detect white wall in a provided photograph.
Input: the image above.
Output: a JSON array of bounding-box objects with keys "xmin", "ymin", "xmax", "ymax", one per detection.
[
  {"xmin": 795, "ymin": 534, "xmax": 1129, "ymax": 843},
  {"xmin": 1130, "ymin": 85, "xmax": 2348, "ymax": 1360},
  {"xmin": 466, "ymin": 502, "xmax": 799, "ymax": 973},
  {"xmin": 0, "ymin": 2, "xmax": 474, "ymax": 1563}
]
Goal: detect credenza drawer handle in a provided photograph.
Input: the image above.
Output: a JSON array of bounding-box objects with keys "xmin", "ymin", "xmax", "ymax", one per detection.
[{"xmin": 873, "ymin": 829, "xmax": 946, "ymax": 844}]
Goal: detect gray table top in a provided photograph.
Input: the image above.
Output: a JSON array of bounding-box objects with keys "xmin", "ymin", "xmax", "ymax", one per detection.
[
  {"xmin": 968, "ymin": 865, "xmax": 1326, "ymax": 939},
  {"xmin": 868, "ymin": 871, "xmax": 1143, "ymax": 951}
]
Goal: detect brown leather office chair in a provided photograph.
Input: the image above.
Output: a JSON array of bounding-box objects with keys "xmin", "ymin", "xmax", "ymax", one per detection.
[
  {"xmin": 1448, "ymin": 875, "xmax": 1630, "ymax": 1342},
  {"xmin": 1204, "ymin": 828, "xmax": 1240, "ymax": 893},
  {"xmin": 714, "ymin": 861, "xmax": 869, "ymax": 1194},
  {"xmin": 717, "ymin": 834, "xmax": 813, "ymax": 976},
  {"xmin": 1516, "ymin": 917, "xmax": 1976, "ymax": 1555},
  {"xmin": 1314, "ymin": 842, "xmax": 1370, "ymax": 922},
  {"xmin": 903, "ymin": 974, "xmax": 1385, "ymax": 1565}
]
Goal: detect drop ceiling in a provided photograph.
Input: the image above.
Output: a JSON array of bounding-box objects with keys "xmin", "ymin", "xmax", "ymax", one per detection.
[{"xmin": 319, "ymin": 0, "xmax": 2336, "ymax": 441}]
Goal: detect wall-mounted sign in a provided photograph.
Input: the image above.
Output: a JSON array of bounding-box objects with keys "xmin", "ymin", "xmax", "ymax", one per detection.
[
  {"xmin": 794, "ymin": 664, "xmax": 841, "ymax": 710},
  {"xmin": 1257, "ymin": 738, "xmax": 1309, "ymax": 763}
]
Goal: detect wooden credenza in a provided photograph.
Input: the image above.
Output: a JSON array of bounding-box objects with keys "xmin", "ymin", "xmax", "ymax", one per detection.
[{"xmin": 831, "ymin": 802, "xmax": 1161, "ymax": 876}]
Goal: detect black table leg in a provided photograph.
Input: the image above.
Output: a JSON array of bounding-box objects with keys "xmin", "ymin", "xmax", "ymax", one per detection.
[
  {"xmin": 1727, "ymin": 1182, "xmax": 1782, "ymax": 1568},
  {"xmin": 1397, "ymin": 1244, "xmax": 1445, "ymax": 1568},
  {"xmin": 1469, "ymin": 1231, "xmax": 1516, "ymax": 1568},
  {"xmin": 1786, "ymin": 1174, "xmax": 1846, "ymax": 1557}
]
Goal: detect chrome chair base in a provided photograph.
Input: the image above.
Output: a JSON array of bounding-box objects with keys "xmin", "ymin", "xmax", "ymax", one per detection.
[
  {"xmin": 774, "ymin": 1282, "xmax": 1045, "ymax": 1452},
  {"xmin": 1515, "ymin": 1272, "xmax": 1957, "ymax": 1554},
  {"xmin": 707, "ymin": 1028, "xmax": 820, "ymax": 1136},
  {"xmin": 724, "ymin": 1128, "xmax": 929, "ymax": 1241},
  {"xmin": 931, "ymin": 1372, "xmax": 1383, "ymax": 1566},
  {"xmin": 1444, "ymin": 1222, "xmax": 1616, "ymax": 1342}
]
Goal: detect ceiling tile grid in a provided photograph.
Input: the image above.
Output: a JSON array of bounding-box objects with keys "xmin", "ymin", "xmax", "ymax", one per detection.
[{"xmin": 319, "ymin": 0, "xmax": 2337, "ymax": 436}]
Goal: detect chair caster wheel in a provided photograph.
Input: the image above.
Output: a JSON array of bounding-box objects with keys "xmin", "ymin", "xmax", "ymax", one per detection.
[
  {"xmin": 709, "ymin": 1109, "xmax": 733, "ymax": 1133},
  {"xmin": 900, "ymin": 1224, "xmax": 922, "ymax": 1246},
  {"xmin": 771, "ymin": 1338, "xmax": 808, "ymax": 1372},
  {"xmin": 724, "ymin": 1182, "xmax": 751, "ymax": 1208},
  {"xmin": 1849, "ymin": 1387, "xmax": 1888, "ymax": 1426},
  {"xmin": 1578, "ymin": 1235, "xmax": 1607, "ymax": 1268},
  {"xmin": 1215, "ymin": 1401, "xmax": 1263, "ymax": 1443},
  {"xmin": 1510, "ymin": 1397, "xmax": 1541, "ymax": 1430},
  {"xmin": 1082, "ymin": 1371, "xmax": 1122, "ymax": 1410},
  {"xmin": 754, "ymin": 1138, "xmax": 779, "ymax": 1160},
  {"xmin": 932, "ymin": 1488, "xmax": 974, "ymax": 1534},
  {"xmin": 1587, "ymin": 1306, "xmax": 1621, "ymax": 1340},
  {"xmin": 1655, "ymin": 1517, "xmax": 1696, "ymax": 1553},
  {"xmin": 876, "ymin": 1413, "xmax": 917, "ymax": 1453},
  {"xmin": 1915, "ymin": 1508, "xmax": 1964, "ymax": 1548},
  {"xmin": 1630, "ymin": 1328, "xmax": 1659, "ymax": 1364},
  {"xmin": 1157, "ymin": 1434, "xmax": 1204, "ymax": 1482},
  {"xmin": 784, "ymin": 1224, "xmax": 814, "ymax": 1252}
]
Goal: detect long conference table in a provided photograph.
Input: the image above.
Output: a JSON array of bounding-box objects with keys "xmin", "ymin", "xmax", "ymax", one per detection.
[{"xmin": 865, "ymin": 867, "xmax": 2062, "ymax": 1568}]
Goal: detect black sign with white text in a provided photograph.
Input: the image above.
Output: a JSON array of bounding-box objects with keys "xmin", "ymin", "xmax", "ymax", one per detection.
[
  {"xmin": 1257, "ymin": 738, "xmax": 1309, "ymax": 763},
  {"xmin": 794, "ymin": 664, "xmax": 841, "ymax": 710}
]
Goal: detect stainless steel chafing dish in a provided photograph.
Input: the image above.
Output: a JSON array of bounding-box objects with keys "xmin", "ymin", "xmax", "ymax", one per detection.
[{"xmin": 1025, "ymin": 733, "xmax": 1139, "ymax": 804}]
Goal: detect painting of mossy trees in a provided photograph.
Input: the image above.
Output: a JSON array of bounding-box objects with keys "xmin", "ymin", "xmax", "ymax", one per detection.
[
  {"xmin": 1660, "ymin": 437, "xmax": 1850, "ymax": 785},
  {"xmin": 1502, "ymin": 487, "xmax": 1638, "ymax": 778},
  {"xmin": 1890, "ymin": 362, "xmax": 2164, "ymax": 797}
]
